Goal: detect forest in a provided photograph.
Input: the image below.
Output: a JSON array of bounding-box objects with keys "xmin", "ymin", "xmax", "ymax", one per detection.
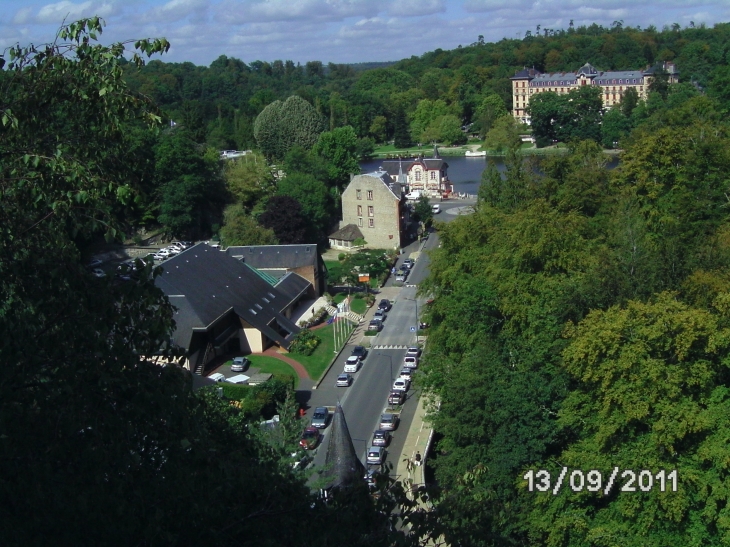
[{"xmin": 4, "ymin": 15, "xmax": 730, "ymax": 546}]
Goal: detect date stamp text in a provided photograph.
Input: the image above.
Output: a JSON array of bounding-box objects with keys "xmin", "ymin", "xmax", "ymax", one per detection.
[{"xmin": 523, "ymin": 468, "xmax": 678, "ymax": 495}]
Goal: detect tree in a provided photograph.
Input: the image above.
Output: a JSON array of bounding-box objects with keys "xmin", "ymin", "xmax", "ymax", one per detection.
[
  {"xmin": 526, "ymin": 91, "xmax": 562, "ymax": 146},
  {"xmin": 412, "ymin": 194, "xmax": 434, "ymax": 227},
  {"xmin": 369, "ymin": 115, "xmax": 388, "ymax": 142},
  {"xmin": 555, "ymin": 85, "xmax": 603, "ymax": 143},
  {"xmin": 224, "ymin": 151, "xmax": 276, "ymax": 210},
  {"xmin": 483, "ymin": 114, "xmax": 521, "ymax": 152},
  {"xmin": 410, "ymin": 99, "xmax": 450, "ymax": 142},
  {"xmin": 600, "ymin": 106, "xmax": 631, "ymax": 148},
  {"xmin": 253, "ymin": 95, "xmax": 326, "ymax": 161},
  {"xmin": 277, "ymin": 172, "xmax": 333, "ymax": 242},
  {"xmin": 259, "ymin": 195, "xmax": 309, "ymax": 244},
  {"xmin": 474, "ymin": 93, "xmax": 509, "ymax": 137},
  {"xmin": 392, "ymin": 108, "xmax": 412, "ymax": 149},
  {"xmin": 219, "ymin": 203, "xmax": 278, "ymax": 246},
  {"xmin": 313, "ymin": 125, "xmax": 361, "ymax": 187}
]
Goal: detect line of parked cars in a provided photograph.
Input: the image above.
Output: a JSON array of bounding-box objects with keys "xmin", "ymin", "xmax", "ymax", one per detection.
[{"xmin": 152, "ymin": 241, "xmax": 192, "ymax": 262}]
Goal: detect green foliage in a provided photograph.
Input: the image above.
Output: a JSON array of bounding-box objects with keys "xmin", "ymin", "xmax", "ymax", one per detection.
[
  {"xmin": 253, "ymin": 95, "xmax": 326, "ymax": 161},
  {"xmin": 473, "ymin": 93, "xmax": 509, "ymax": 137},
  {"xmin": 289, "ymin": 328, "xmax": 321, "ymax": 356},
  {"xmin": 224, "ymin": 151, "xmax": 276, "ymax": 210},
  {"xmin": 483, "ymin": 114, "xmax": 521, "ymax": 152},
  {"xmin": 259, "ymin": 195, "xmax": 310, "ymax": 244},
  {"xmin": 313, "ymin": 125, "xmax": 361, "ymax": 187},
  {"xmin": 277, "ymin": 172, "xmax": 333, "ymax": 243},
  {"xmin": 413, "ymin": 195, "xmax": 434, "ymax": 225},
  {"xmin": 528, "ymin": 86, "xmax": 603, "ymax": 146},
  {"xmin": 219, "ymin": 203, "xmax": 278, "ymax": 246}
]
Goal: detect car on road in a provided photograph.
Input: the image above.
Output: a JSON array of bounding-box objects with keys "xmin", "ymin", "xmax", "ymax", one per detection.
[
  {"xmin": 299, "ymin": 426, "xmax": 321, "ymax": 450},
  {"xmin": 402, "ymin": 258, "xmax": 414, "ymax": 270},
  {"xmin": 90, "ymin": 268, "xmax": 106, "ymax": 278},
  {"xmin": 367, "ymin": 320, "xmax": 382, "ymax": 332},
  {"xmin": 344, "ymin": 356, "xmax": 361, "ymax": 373},
  {"xmin": 336, "ymin": 373, "xmax": 353, "ymax": 387},
  {"xmin": 311, "ymin": 407, "xmax": 330, "ymax": 429},
  {"xmin": 379, "ymin": 412, "xmax": 399, "ymax": 431},
  {"xmin": 403, "ymin": 356, "xmax": 419, "ymax": 369},
  {"xmin": 351, "ymin": 346, "xmax": 368, "ymax": 360},
  {"xmin": 291, "ymin": 452, "xmax": 312, "ymax": 470},
  {"xmin": 364, "ymin": 468, "xmax": 378, "ymax": 489},
  {"xmin": 388, "ymin": 390, "xmax": 406, "ymax": 406},
  {"xmin": 231, "ymin": 356, "xmax": 250, "ymax": 372},
  {"xmin": 372, "ymin": 430, "xmax": 391, "ymax": 447},
  {"xmin": 392, "ymin": 378, "xmax": 410, "ymax": 392},
  {"xmin": 399, "ymin": 368, "xmax": 413, "ymax": 380},
  {"xmin": 405, "ymin": 346, "xmax": 422, "ymax": 358},
  {"xmin": 152, "ymin": 253, "xmax": 167, "ymax": 262},
  {"xmin": 377, "ymin": 299, "xmax": 392, "ymax": 311},
  {"xmin": 367, "ymin": 446, "xmax": 386, "ymax": 465},
  {"xmin": 208, "ymin": 372, "xmax": 226, "ymax": 382},
  {"xmin": 432, "ymin": 204, "xmax": 441, "ymax": 214},
  {"xmin": 395, "ymin": 269, "xmax": 408, "ymax": 282},
  {"xmin": 373, "ymin": 309, "xmax": 386, "ymax": 322}
]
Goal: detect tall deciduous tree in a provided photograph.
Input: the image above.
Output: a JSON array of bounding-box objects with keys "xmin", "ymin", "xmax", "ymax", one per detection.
[
  {"xmin": 253, "ymin": 95, "xmax": 326, "ymax": 161},
  {"xmin": 219, "ymin": 203, "xmax": 278, "ymax": 246},
  {"xmin": 277, "ymin": 172, "xmax": 333, "ymax": 242},
  {"xmin": 259, "ymin": 195, "xmax": 309, "ymax": 244},
  {"xmin": 313, "ymin": 125, "xmax": 361, "ymax": 187}
]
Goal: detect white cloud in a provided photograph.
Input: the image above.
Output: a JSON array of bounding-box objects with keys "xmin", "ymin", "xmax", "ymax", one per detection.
[
  {"xmin": 141, "ymin": 0, "xmax": 209, "ymax": 24},
  {"xmin": 387, "ymin": 0, "xmax": 445, "ymax": 17},
  {"xmin": 26, "ymin": 1, "xmax": 117, "ymax": 25},
  {"xmin": 216, "ymin": 0, "xmax": 378, "ymax": 24}
]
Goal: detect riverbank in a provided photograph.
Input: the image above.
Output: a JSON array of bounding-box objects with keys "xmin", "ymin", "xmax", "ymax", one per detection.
[{"xmin": 372, "ymin": 142, "xmax": 621, "ymax": 159}]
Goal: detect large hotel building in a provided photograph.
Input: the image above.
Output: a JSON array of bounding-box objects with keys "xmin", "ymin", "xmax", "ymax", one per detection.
[{"xmin": 511, "ymin": 62, "xmax": 679, "ymax": 123}]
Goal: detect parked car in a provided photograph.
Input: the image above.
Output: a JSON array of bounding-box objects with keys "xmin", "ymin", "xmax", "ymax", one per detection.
[
  {"xmin": 432, "ymin": 204, "xmax": 441, "ymax": 214},
  {"xmin": 90, "ymin": 268, "xmax": 106, "ymax": 278},
  {"xmin": 208, "ymin": 372, "xmax": 226, "ymax": 382},
  {"xmin": 85, "ymin": 258, "xmax": 103, "ymax": 269},
  {"xmin": 152, "ymin": 253, "xmax": 167, "ymax": 262},
  {"xmin": 336, "ymin": 373, "xmax": 353, "ymax": 387},
  {"xmin": 399, "ymin": 368, "xmax": 413, "ymax": 380},
  {"xmin": 373, "ymin": 309, "xmax": 386, "ymax": 322},
  {"xmin": 402, "ymin": 258, "xmax": 414, "ymax": 270},
  {"xmin": 377, "ymin": 299, "xmax": 392, "ymax": 311},
  {"xmin": 299, "ymin": 426, "xmax": 321, "ymax": 450},
  {"xmin": 367, "ymin": 446, "xmax": 386, "ymax": 465},
  {"xmin": 405, "ymin": 346, "xmax": 422, "ymax": 358},
  {"xmin": 388, "ymin": 390, "xmax": 406, "ymax": 406},
  {"xmin": 291, "ymin": 452, "xmax": 312, "ymax": 470},
  {"xmin": 351, "ymin": 346, "xmax": 368, "ymax": 360},
  {"xmin": 395, "ymin": 270, "xmax": 408, "ymax": 282},
  {"xmin": 311, "ymin": 407, "xmax": 329, "ymax": 429},
  {"xmin": 379, "ymin": 413, "xmax": 399, "ymax": 431},
  {"xmin": 231, "ymin": 356, "xmax": 250, "ymax": 372},
  {"xmin": 372, "ymin": 430, "xmax": 391, "ymax": 447},
  {"xmin": 157, "ymin": 248, "xmax": 171, "ymax": 257},
  {"xmin": 344, "ymin": 356, "xmax": 361, "ymax": 373},
  {"xmin": 403, "ymin": 356, "xmax": 419, "ymax": 369},
  {"xmin": 392, "ymin": 378, "xmax": 410, "ymax": 392},
  {"xmin": 364, "ymin": 468, "xmax": 378, "ymax": 489},
  {"xmin": 367, "ymin": 320, "xmax": 382, "ymax": 332}
]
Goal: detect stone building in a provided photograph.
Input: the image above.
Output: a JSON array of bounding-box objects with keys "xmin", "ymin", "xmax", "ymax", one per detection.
[
  {"xmin": 511, "ymin": 61, "xmax": 679, "ymax": 124},
  {"xmin": 379, "ymin": 147, "xmax": 451, "ymax": 196},
  {"xmin": 330, "ymin": 170, "xmax": 406, "ymax": 250}
]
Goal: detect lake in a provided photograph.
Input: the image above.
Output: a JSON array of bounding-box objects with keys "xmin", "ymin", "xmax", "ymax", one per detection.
[{"xmin": 360, "ymin": 154, "xmax": 619, "ymax": 195}]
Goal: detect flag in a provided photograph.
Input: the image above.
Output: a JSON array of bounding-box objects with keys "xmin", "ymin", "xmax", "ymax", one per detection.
[{"xmin": 170, "ymin": 120, "xmax": 177, "ymax": 127}]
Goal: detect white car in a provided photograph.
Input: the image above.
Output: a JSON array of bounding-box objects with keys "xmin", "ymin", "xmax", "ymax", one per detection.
[
  {"xmin": 208, "ymin": 373, "xmax": 226, "ymax": 382},
  {"xmin": 157, "ymin": 248, "xmax": 171, "ymax": 257},
  {"xmin": 165, "ymin": 246, "xmax": 181, "ymax": 255},
  {"xmin": 90, "ymin": 268, "xmax": 106, "ymax": 278},
  {"xmin": 432, "ymin": 204, "xmax": 441, "ymax": 214},
  {"xmin": 392, "ymin": 378, "xmax": 410, "ymax": 392},
  {"xmin": 403, "ymin": 356, "xmax": 419, "ymax": 369},
  {"xmin": 405, "ymin": 347, "xmax": 422, "ymax": 358},
  {"xmin": 152, "ymin": 253, "xmax": 167, "ymax": 262},
  {"xmin": 344, "ymin": 356, "xmax": 361, "ymax": 373},
  {"xmin": 399, "ymin": 368, "xmax": 413, "ymax": 380}
]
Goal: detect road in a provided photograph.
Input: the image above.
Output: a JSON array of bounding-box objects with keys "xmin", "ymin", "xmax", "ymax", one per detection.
[{"xmin": 304, "ymin": 197, "xmax": 473, "ymax": 477}]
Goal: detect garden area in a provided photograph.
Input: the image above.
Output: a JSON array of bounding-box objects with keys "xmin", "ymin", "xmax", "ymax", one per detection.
[
  {"xmin": 247, "ymin": 355, "xmax": 299, "ymax": 388},
  {"xmin": 287, "ymin": 321, "xmax": 355, "ymax": 381}
]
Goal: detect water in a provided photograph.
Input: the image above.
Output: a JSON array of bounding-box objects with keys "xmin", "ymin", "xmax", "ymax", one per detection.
[{"xmin": 360, "ymin": 156, "xmax": 505, "ymax": 195}]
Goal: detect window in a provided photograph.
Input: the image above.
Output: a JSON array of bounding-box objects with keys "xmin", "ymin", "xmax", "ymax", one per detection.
[
  {"xmin": 367, "ymin": 190, "xmax": 373, "ymax": 200},
  {"xmin": 368, "ymin": 206, "xmax": 374, "ymax": 217},
  {"xmin": 356, "ymin": 189, "xmax": 362, "ymax": 200},
  {"xmin": 358, "ymin": 217, "xmax": 363, "ymax": 227},
  {"xmin": 415, "ymin": 171, "xmax": 421, "ymax": 181},
  {"xmin": 430, "ymin": 171, "xmax": 436, "ymax": 180},
  {"xmin": 369, "ymin": 218, "xmax": 374, "ymax": 228},
  {"xmin": 357, "ymin": 205, "xmax": 362, "ymax": 216}
]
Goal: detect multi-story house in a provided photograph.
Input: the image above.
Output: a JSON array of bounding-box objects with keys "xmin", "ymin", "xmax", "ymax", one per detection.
[
  {"xmin": 329, "ymin": 171, "xmax": 406, "ymax": 250},
  {"xmin": 511, "ymin": 61, "xmax": 679, "ymax": 124},
  {"xmin": 380, "ymin": 147, "xmax": 451, "ymax": 196}
]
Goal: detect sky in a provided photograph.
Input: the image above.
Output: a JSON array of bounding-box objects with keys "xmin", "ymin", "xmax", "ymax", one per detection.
[{"xmin": 2, "ymin": 0, "xmax": 730, "ymax": 67}]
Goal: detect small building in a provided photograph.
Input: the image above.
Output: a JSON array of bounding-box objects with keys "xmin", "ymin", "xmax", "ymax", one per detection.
[
  {"xmin": 332, "ymin": 170, "xmax": 407, "ymax": 251},
  {"xmin": 511, "ymin": 61, "xmax": 679, "ymax": 124},
  {"xmin": 328, "ymin": 224, "xmax": 365, "ymax": 251},
  {"xmin": 155, "ymin": 243, "xmax": 313, "ymax": 374},
  {"xmin": 226, "ymin": 244, "xmax": 326, "ymax": 296},
  {"xmin": 379, "ymin": 148, "xmax": 451, "ymax": 196}
]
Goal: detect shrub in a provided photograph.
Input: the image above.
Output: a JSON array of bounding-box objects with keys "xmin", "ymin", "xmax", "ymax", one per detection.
[
  {"xmin": 338, "ymin": 253, "xmax": 347, "ymax": 261},
  {"xmin": 289, "ymin": 328, "xmax": 321, "ymax": 356}
]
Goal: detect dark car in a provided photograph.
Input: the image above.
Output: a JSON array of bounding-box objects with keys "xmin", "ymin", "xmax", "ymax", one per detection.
[
  {"xmin": 379, "ymin": 412, "xmax": 399, "ymax": 431},
  {"xmin": 311, "ymin": 407, "xmax": 329, "ymax": 429},
  {"xmin": 299, "ymin": 426, "xmax": 320, "ymax": 450},
  {"xmin": 351, "ymin": 345, "xmax": 368, "ymax": 360},
  {"xmin": 378, "ymin": 299, "xmax": 392, "ymax": 311},
  {"xmin": 372, "ymin": 429, "xmax": 391, "ymax": 447},
  {"xmin": 367, "ymin": 320, "xmax": 382, "ymax": 332},
  {"xmin": 388, "ymin": 390, "xmax": 406, "ymax": 406}
]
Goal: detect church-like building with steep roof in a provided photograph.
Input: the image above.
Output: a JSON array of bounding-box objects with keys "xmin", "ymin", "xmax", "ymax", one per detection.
[{"xmin": 510, "ymin": 61, "xmax": 679, "ymax": 124}]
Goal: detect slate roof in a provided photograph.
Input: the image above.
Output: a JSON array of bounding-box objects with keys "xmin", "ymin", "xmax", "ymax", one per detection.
[
  {"xmin": 379, "ymin": 156, "xmax": 448, "ymax": 179},
  {"xmin": 155, "ymin": 243, "xmax": 303, "ymax": 350},
  {"xmin": 329, "ymin": 223, "xmax": 364, "ymax": 241},
  {"xmin": 226, "ymin": 244, "xmax": 319, "ymax": 269},
  {"xmin": 322, "ymin": 403, "xmax": 365, "ymax": 490},
  {"xmin": 513, "ymin": 62, "xmax": 680, "ymax": 87},
  {"xmin": 275, "ymin": 271, "xmax": 312, "ymax": 303}
]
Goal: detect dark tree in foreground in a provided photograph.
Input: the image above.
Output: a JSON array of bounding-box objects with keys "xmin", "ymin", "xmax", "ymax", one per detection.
[{"xmin": 259, "ymin": 195, "xmax": 309, "ymax": 244}]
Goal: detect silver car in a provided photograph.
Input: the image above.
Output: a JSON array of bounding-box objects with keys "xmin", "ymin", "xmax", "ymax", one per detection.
[
  {"xmin": 379, "ymin": 413, "xmax": 399, "ymax": 431},
  {"xmin": 311, "ymin": 407, "xmax": 329, "ymax": 429},
  {"xmin": 231, "ymin": 356, "xmax": 250, "ymax": 372},
  {"xmin": 336, "ymin": 373, "xmax": 353, "ymax": 387},
  {"xmin": 366, "ymin": 446, "xmax": 386, "ymax": 465}
]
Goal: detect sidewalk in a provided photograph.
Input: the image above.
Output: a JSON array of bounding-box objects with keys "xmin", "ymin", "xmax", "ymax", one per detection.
[{"xmin": 394, "ymin": 393, "xmax": 432, "ymax": 490}]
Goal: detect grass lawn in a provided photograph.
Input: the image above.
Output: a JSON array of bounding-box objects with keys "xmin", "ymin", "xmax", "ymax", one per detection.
[
  {"xmin": 332, "ymin": 292, "xmax": 369, "ymax": 315},
  {"xmin": 373, "ymin": 143, "xmax": 472, "ymax": 157},
  {"xmin": 247, "ymin": 355, "xmax": 299, "ymax": 388},
  {"xmin": 288, "ymin": 321, "xmax": 354, "ymax": 381}
]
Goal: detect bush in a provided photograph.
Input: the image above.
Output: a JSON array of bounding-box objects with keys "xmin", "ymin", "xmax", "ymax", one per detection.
[
  {"xmin": 338, "ymin": 253, "xmax": 347, "ymax": 261},
  {"xmin": 289, "ymin": 328, "xmax": 321, "ymax": 356}
]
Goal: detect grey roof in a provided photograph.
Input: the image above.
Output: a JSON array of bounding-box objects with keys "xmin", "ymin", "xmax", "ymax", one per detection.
[
  {"xmin": 358, "ymin": 170, "xmax": 402, "ymax": 201},
  {"xmin": 274, "ymin": 271, "xmax": 312, "ymax": 303},
  {"xmin": 379, "ymin": 157, "xmax": 448, "ymax": 178},
  {"xmin": 322, "ymin": 404, "xmax": 365, "ymax": 490},
  {"xmin": 329, "ymin": 223, "xmax": 364, "ymax": 241},
  {"xmin": 226, "ymin": 244, "xmax": 318, "ymax": 269},
  {"xmin": 515, "ymin": 62, "xmax": 678, "ymax": 87},
  {"xmin": 155, "ymin": 243, "xmax": 303, "ymax": 350}
]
